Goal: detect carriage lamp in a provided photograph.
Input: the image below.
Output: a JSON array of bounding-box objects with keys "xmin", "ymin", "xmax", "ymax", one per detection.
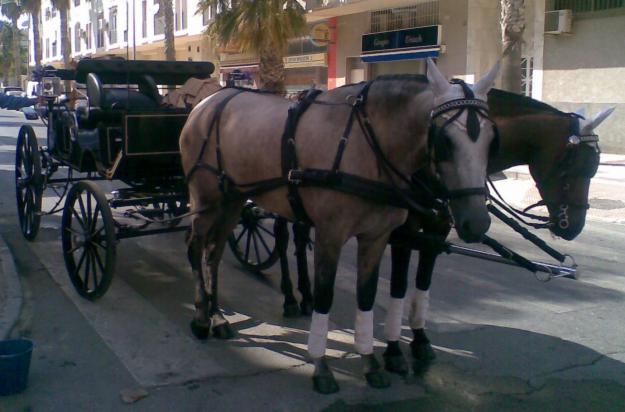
[{"xmin": 40, "ymin": 77, "xmax": 62, "ymax": 98}]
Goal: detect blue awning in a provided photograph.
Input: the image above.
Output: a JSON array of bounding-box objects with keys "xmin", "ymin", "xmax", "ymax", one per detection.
[{"xmin": 360, "ymin": 48, "xmax": 440, "ymax": 63}]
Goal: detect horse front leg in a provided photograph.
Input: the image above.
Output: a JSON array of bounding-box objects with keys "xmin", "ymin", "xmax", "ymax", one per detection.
[
  {"xmin": 409, "ymin": 248, "xmax": 438, "ymax": 373},
  {"xmin": 294, "ymin": 222, "xmax": 313, "ymax": 316},
  {"xmin": 308, "ymin": 229, "xmax": 343, "ymax": 394},
  {"xmin": 355, "ymin": 233, "xmax": 393, "ymax": 389},
  {"xmin": 382, "ymin": 242, "xmax": 411, "ymax": 376}
]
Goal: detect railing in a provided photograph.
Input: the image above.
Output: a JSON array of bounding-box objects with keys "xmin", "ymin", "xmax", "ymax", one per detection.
[{"xmin": 548, "ymin": 0, "xmax": 624, "ymax": 12}]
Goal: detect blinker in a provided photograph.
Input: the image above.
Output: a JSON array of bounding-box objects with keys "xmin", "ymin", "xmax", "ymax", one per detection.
[{"xmin": 568, "ymin": 135, "xmax": 581, "ymax": 145}]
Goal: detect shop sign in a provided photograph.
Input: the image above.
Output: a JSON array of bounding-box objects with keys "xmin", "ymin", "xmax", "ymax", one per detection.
[
  {"xmin": 284, "ymin": 53, "xmax": 327, "ymax": 68},
  {"xmin": 362, "ymin": 25, "xmax": 440, "ymax": 54},
  {"xmin": 310, "ymin": 23, "xmax": 330, "ymax": 47}
]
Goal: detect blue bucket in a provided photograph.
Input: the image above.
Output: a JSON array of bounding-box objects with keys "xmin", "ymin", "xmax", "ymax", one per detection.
[{"xmin": 0, "ymin": 339, "xmax": 33, "ymax": 396}]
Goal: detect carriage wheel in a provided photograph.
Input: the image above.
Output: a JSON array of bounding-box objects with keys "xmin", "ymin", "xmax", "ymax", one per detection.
[
  {"xmin": 228, "ymin": 203, "xmax": 280, "ymax": 271},
  {"xmin": 15, "ymin": 125, "xmax": 43, "ymax": 241},
  {"xmin": 62, "ymin": 181, "xmax": 116, "ymax": 300}
]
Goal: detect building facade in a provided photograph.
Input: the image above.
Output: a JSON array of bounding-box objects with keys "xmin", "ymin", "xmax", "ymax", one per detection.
[{"xmin": 29, "ymin": 0, "xmax": 624, "ymax": 151}]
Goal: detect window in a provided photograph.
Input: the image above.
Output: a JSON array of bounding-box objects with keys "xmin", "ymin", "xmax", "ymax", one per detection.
[
  {"xmin": 175, "ymin": 0, "xmax": 187, "ymax": 31},
  {"xmin": 52, "ymin": 32, "xmax": 57, "ymax": 56},
  {"xmin": 45, "ymin": 8, "xmax": 50, "ymax": 21},
  {"xmin": 551, "ymin": 0, "xmax": 624, "ymax": 12},
  {"xmin": 370, "ymin": 1, "xmax": 439, "ymax": 33},
  {"xmin": 45, "ymin": 38, "xmax": 50, "ymax": 58},
  {"xmin": 202, "ymin": 4, "xmax": 214, "ymax": 25},
  {"xmin": 109, "ymin": 7, "xmax": 118, "ymax": 44},
  {"xmin": 85, "ymin": 22, "xmax": 92, "ymax": 49},
  {"xmin": 521, "ymin": 57, "xmax": 534, "ymax": 97},
  {"xmin": 74, "ymin": 23, "xmax": 81, "ymax": 52},
  {"xmin": 96, "ymin": 12, "xmax": 105, "ymax": 48},
  {"xmin": 154, "ymin": 1, "xmax": 165, "ymax": 35},
  {"xmin": 142, "ymin": 0, "xmax": 147, "ymax": 37},
  {"xmin": 74, "ymin": 0, "xmax": 80, "ymax": 6}
]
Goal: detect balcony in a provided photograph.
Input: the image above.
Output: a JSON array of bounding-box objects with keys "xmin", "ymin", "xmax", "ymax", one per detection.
[{"xmin": 305, "ymin": 0, "xmax": 436, "ymax": 22}]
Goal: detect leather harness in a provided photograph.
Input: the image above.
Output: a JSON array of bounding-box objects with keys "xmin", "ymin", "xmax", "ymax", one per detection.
[{"xmin": 185, "ymin": 80, "xmax": 494, "ymax": 225}]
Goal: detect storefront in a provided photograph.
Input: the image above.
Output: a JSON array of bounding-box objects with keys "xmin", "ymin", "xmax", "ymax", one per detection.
[{"xmin": 360, "ymin": 24, "xmax": 442, "ymax": 78}]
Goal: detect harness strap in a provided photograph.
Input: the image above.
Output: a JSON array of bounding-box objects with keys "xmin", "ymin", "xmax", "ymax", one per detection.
[
  {"xmin": 186, "ymin": 89, "xmax": 246, "ymax": 183},
  {"xmin": 281, "ymin": 88, "xmax": 324, "ymax": 224}
]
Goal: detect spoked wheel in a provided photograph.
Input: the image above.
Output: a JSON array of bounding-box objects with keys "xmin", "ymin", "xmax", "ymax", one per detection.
[
  {"xmin": 15, "ymin": 125, "xmax": 42, "ymax": 241},
  {"xmin": 62, "ymin": 181, "xmax": 116, "ymax": 300},
  {"xmin": 228, "ymin": 202, "xmax": 280, "ymax": 271}
]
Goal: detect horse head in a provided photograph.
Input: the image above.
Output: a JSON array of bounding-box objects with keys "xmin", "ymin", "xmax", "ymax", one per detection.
[
  {"xmin": 530, "ymin": 107, "xmax": 615, "ymax": 240},
  {"xmin": 426, "ymin": 58, "xmax": 500, "ymax": 243}
]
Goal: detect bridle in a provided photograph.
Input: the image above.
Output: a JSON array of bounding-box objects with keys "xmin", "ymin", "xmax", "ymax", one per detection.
[
  {"xmin": 519, "ymin": 114, "xmax": 600, "ymax": 230},
  {"xmin": 428, "ymin": 79, "xmax": 500, "ymax": 200}
]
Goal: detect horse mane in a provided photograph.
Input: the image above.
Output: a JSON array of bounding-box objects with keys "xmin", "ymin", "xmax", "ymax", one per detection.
[{"xmin": 487, "ymin": 88, "xmax": 570, "ymax": 117}]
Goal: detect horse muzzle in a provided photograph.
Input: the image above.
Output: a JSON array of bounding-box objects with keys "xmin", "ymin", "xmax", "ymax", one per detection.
[{"xmin": 449, "ymin": 194, "xmax": 491, "ymax": 243}]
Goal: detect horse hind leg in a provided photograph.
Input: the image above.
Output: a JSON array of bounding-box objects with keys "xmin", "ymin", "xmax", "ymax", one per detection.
[
  {"xmin": 355, "ymin": 233, "xmax": 392, "ymax": 389},
  {"xmin": 188, "ymin": 222, "xmax": 214, "ymax": 340},
  {"xmin": 275, "ymin": 218, "xmax": 299, "ymax": 318},
  {"xmin": 205, "ymin": 202, "xmax": 245, "ymax": 339}
]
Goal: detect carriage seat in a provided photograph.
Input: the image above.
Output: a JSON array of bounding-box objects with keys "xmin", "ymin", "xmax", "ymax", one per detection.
[{"xmin": 86, "ymin": 72, "xmax": 161, "ymax": 110}]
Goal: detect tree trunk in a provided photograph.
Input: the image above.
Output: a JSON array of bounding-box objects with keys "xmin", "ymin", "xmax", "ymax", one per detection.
[
  {"xmin": 12, "ymin": 18, "xmax": 21, "ymax": 87},
  {"xmin": 32, "ymin": 8, "xmax": 42, "ymax": 69},
  {"xmin": 161, "ymin": 0, "xmax": 175, "ymax": 61},
  {"xmin": 59, "ymin": 6, "xmax": 71, "ymax": 69},
  {"xmin": 500, "ymin": 0, "xmax": 525, "ymax": 93},
  {"xmin": 259, "ymin": 45, "xmax": 285, "ymax": 94}
]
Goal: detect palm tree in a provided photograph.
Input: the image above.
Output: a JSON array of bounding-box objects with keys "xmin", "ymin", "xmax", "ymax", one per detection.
[
  {"xmin": 0, "ymin": 21, "xmax": 15, "ymax": 83},
  {"xmin": 21, "ymin": 0, "xmax": 43, "ymax": 70},
  {"xmin": 1, "ymin": 2, "xmax": 24, "ymax": 86},
  {"xmin": 198, "ymin": 0, "xmax": 306, "ymax": 93},
  {"xmin": 51, "ymin": 0, "xmax": 71, "ymax": 69},
  {"xmin": 500, "ymin": 0, "xmax": 525, "ymax": 93},
  {"xmin": 159, "ymin": 0, "xmax": 176, "ymax": 60}
]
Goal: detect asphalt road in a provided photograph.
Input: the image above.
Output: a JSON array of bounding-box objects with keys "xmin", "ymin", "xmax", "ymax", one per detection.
[{"xmin": 1, "ymin": 109, "xmax": 625, "ymax": 411}]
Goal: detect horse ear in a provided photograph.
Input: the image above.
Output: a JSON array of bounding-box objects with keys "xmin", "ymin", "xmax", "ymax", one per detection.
[
  {"xmin": 575, "ymin": 107, "xmax": 586, "ymax": 118},
  {"xmin": 426, "ymin": 58, "xmax": 450, "ymax": 95},
  {"xmin": 590, "ymin": 106, "xmax": 616, "ymax": 130},
  {"xmin": 473, "ymin": 60, "xmax": 501, "ymax": 98}
]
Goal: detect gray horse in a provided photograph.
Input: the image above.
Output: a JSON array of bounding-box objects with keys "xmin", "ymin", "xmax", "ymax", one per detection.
[{"xmin": 179, "ymin": 59, "xmax": 500, "ymax": 393}]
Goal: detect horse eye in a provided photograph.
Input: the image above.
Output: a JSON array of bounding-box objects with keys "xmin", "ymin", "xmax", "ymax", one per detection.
[{"xmin": 435, "ymin": 134, "xmax": 453, "ymax": 161}]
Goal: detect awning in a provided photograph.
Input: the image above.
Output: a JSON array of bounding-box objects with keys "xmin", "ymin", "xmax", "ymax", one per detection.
[{"xmin": 360, "ymin": 47, "xmax": 440, "ymax": 63}]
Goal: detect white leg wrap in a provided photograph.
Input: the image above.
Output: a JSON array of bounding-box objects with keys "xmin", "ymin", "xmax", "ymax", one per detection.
[
  {"xmin": 409, "ymin": 290, "xmax": 430, "ymax": 330},
  {"xmin": 308, "ymin": 311, "xmax": 329, "ymax": 359},
  {"xmin": 354, "ymin": 309, "xmax": 374, "ymax": 355},
  {"xmin": 384, "ymin": 297, "xmax": 405, "ymax": 342}
]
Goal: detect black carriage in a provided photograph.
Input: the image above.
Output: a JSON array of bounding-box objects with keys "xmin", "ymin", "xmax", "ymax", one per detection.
[{"xmin": 15, "ymin": 58, "xmax": 214, "ymax": 300}]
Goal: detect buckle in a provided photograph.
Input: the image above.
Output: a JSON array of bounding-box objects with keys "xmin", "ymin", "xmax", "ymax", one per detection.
[{"xmin": 287, "ymin": 169, "xmax": 302, "ymax": 184}]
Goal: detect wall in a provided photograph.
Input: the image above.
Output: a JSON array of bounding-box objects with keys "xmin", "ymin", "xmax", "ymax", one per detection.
[
  {"xmin": 542, "ymin": 13, "xmax": 625, "ymax": 153},
  {"xmin": 465, "ymin": 0, "xmax": 501, "ymax": 85},
  {"xmin": 438, "ymin": 0, "xmax": 468, "ymax": 79},
  {"xmin": 335, "ymin": 12, "xmax": 369, "ymax": 87}
]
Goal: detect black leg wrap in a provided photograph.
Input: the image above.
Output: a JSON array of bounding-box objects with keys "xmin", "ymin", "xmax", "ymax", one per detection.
[
  {"xmin": 383, "ymin": 341, "xmax": 409, "ymax": 376},
  {"xmin": 362, "ymin": 354, "xmax": 391, "ymax": 389},
  {"xmin": 190, "ymin": 319, "xmax": 211, "ymax": 340},
  {"xmin": 299, "ymin": 299, "xmax": 313, "ymax": 316}
]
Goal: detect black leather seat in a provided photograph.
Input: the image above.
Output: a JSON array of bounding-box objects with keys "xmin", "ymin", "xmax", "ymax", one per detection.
[{"xmin": 86, "ymin": 73, "xmax": 160, "ymax": 110}]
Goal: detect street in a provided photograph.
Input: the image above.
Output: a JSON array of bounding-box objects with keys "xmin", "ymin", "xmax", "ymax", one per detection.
[{"xmin": 1, "ymin": 108, "xmax": 625, "ymax": 411}]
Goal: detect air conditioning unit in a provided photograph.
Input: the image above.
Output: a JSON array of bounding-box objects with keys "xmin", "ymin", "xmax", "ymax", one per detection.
[{"xmin": 545, "ymin": 9, "xmax": 573, "ymax": 34}]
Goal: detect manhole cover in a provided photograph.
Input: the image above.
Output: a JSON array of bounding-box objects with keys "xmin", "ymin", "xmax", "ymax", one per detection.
[{"xmin": 590, "ymin": 198, "xmax": 625, "ymax": 210}]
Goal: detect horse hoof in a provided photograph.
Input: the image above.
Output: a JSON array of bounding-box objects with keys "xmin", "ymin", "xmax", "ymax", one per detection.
[
  {"xmin": 383, "ymin": 354, "xmax": 409, "ymax": 376},
  {"xmin": 283, "ymin": 302, "xmax": 300, "ymax": 318},
  {"xmin": 212, "ymin": 321, "xmax": 235, "ymax": 339},
  {"xmin": 313, "ymin": 375, "xmax": 340, "ymax": 394},
  {"xmin": 365, "ymin": 370, "xmax": 391, "ymax": 389},
  {"xmin": 299, "ymin": 300, "xmax": 313, "ymax": 317},
  {"xmin": 411, "ymin": 341, "xmax": 436, "ymax": 363},
  {"xmin": 190, "ymin": 320, "xmax": 210, "ymax": 340}
]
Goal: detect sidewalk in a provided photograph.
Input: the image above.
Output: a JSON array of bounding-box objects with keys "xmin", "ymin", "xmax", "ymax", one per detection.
[{"xmin": 0, "ymin": 234, "xmax": 22, "ymax": 340}]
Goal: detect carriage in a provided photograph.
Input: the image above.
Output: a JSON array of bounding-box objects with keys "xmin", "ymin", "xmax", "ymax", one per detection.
[{"xmin": 15, "ymin": 58, "xmax": 214, "ymax": 300}]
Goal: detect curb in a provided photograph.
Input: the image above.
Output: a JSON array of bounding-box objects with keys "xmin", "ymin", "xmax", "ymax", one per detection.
[{"xmin": 0, "ymin": 235, "xmax": 22, "ymax": 340}]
